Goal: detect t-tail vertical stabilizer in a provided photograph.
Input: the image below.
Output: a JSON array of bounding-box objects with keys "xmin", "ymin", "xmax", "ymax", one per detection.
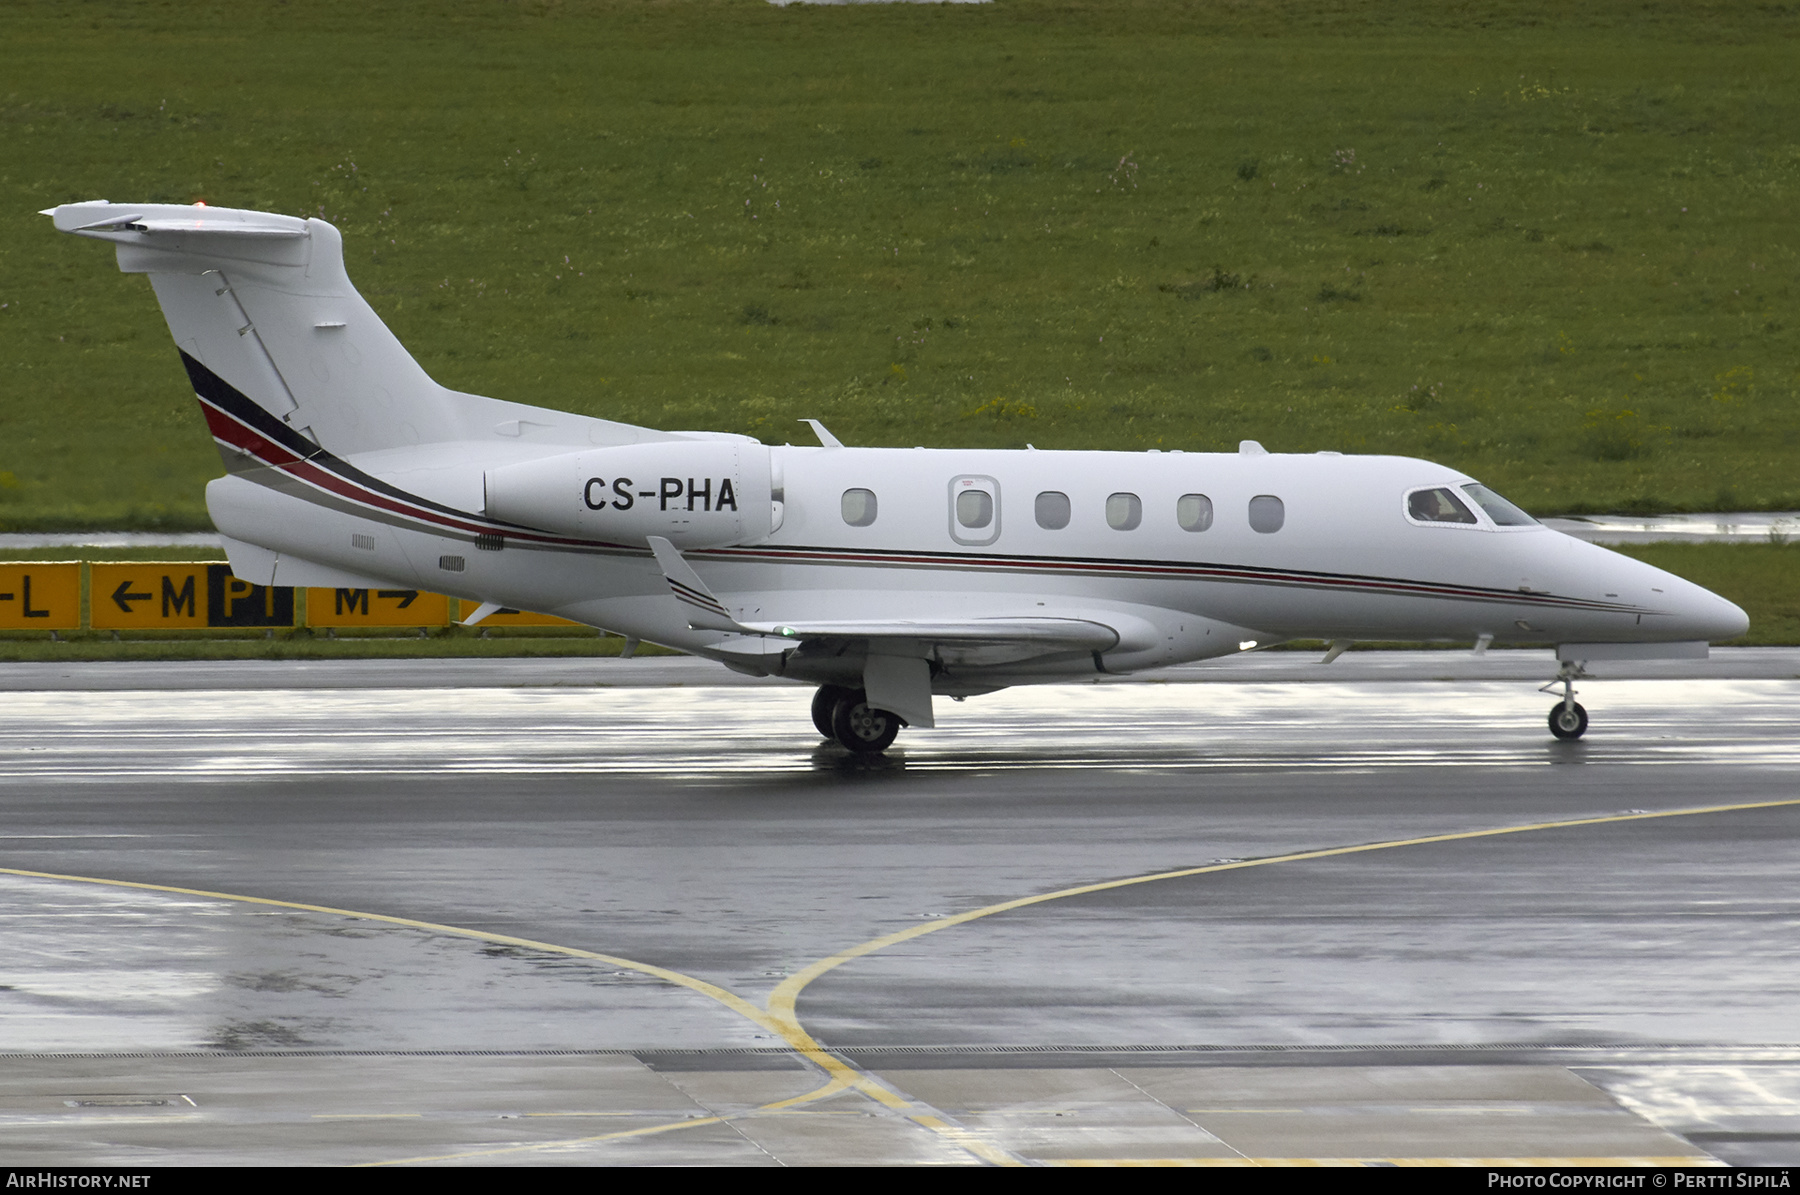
[
  {"xmin": 45, "ymin": 199, "xmax": 677, "ymax": 594},
  {"xmin": 42, "ymin": 200, "xmax": 667, "ymax": 468},
  {"xmin": 44, "ymin": 200, "xmax": 463, "ymax": 460}
]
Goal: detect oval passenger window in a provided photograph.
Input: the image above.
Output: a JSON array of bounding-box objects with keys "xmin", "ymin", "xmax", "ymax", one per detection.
[
  {"xmin": 1248, "ymin": 494, "xmax": 1285, "ymax": 533},
  {"xmin": 841, "ymin": 488, "xmax": 878, "ymax": 527},
  {"xmin": 1106, "ymin": 492, "xmax": 1142, "ymax": 531},
  {"xmin": 1176, "ymin": 493, "xmax": 1213, "ymax": 532},
  {"xmin": 1035, "ymin": 491, "xmax": 1071, "ymax": 530},
  {"xmin": 956, "ymin": 488, "xmax": 994, "ymax": 529}
]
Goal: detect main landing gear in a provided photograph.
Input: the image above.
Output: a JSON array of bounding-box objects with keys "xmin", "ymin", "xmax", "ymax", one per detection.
[
  {"xmin": 1541, "ymin": 660, "xmax": 1590, "ymax": 741},
  {"xmin": 811, "ymin": 684, "xmax": 903, "ymax": 754}
]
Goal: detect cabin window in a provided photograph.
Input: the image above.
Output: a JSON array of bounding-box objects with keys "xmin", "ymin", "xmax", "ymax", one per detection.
[
  {"xmin": 957, "ymin": 489, "xmax": 993, "ymax": 529},
  {"xmin": 1106, "ymin": 492, "xmax": 1142, "ymax": 531},
  {"xmin": 841, "ymin": 488, "xmax": 878, "ymax": 527},
  {"xmin": 1461, "ymin": 483, "xmax": 1538, "ymax": 526},
  {"xmin": 1176, "ymin": 493, "xmax": 1213, "ymax": 532},
  {"xmin": 1248, "ymin": 494, "xmax": 1285, "ymax": 533},
  {"xmin": 1407, "ymin": 487, "xmax": 1478, "ymax": 525},
  {"xmin": 948, "ymin": 475, "xmax": 1002, "ymax": 545},
  {"xmin": 1035, "ymin": 491, "xmax": 1071, "ymax": 530}
]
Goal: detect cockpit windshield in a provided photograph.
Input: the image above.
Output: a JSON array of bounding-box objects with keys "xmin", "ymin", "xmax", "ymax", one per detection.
[
  {"xmin": 1460, "ymin": 483, "xmax": 1538, "ymax": 526},
  {"xmin": 1407, "ymin": 487, "xmax": 1478, "ymax": 524}
]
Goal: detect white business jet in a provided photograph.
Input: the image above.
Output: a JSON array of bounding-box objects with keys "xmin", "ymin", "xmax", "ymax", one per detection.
[{"xmin": 46, "ymin": 201, "xmax": 1748, "ymax": 752}]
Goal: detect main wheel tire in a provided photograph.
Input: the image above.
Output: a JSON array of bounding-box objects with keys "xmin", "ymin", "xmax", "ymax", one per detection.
[
  {"xmin": 831, "ymin": 691, "xmax": 901, "ymax": 754},
  {"xmin": 811, "ymin": 685, "xmax": 852, "ymax": 738},
  {"xmin": 1548, "ymin": 701, "xmax": 1589, "ymax": 740}
]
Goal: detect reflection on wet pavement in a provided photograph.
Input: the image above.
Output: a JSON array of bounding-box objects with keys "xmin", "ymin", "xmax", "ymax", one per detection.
[{"xmin": 3, "ymin": 680, "xmax": 1798, "ymax": 780}]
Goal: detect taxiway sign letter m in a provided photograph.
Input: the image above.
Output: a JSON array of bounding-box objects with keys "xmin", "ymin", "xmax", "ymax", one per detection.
[{"xmin": 162, "ymin": 573, "xmax": 196, "ymax": 618}]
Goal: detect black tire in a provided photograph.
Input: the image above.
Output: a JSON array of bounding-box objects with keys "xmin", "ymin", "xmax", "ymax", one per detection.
[
  {"xmin": 831, "ymin": 691, "xmax": 901, "ymax": 754},
  {"xmin": 811, "ymin": 685, "xmax": 852, "ymax": 738},
  {"xmin": 1548, "ymin": 701, "xmax": 1589, "ymax": 740}
]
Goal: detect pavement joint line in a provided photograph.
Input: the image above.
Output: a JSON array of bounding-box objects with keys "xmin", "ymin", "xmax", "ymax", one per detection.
[{"xmin": 1108, "ymin": 1065, "xmax": 1255, "ymax": 1164}]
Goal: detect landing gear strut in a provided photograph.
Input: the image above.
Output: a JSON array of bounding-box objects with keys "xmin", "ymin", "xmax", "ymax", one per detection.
[
  {"xmin": 1541, "ymin": 660, "xmax": 1589, "ymax": 740},
  {"xmin": 812, "ymin": 685, "xmax": 903, "ymax": 754}
]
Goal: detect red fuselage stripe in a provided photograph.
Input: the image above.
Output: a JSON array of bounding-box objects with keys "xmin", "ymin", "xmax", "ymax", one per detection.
[{"xmin": 203, "ymin": 395, "xmax": 1630, "ymax": 614}]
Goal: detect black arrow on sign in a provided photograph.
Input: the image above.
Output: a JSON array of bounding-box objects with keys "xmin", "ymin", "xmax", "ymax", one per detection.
[
  {"xmin": 376, "ymin": 589, "xmax": 419, "ymax": 609},
  {"xmin": 111, "ymin": 580, "xmax": 152, "ymax": 613}
]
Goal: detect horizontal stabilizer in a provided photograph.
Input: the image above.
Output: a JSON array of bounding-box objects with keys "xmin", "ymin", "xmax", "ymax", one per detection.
[
  {"xmin": 44, "ymin": 201, "xmax": 309, "ymax": 241},
  {"xmin": 132, "ymin": 218, "xmax": 307, "ymax": 238}
]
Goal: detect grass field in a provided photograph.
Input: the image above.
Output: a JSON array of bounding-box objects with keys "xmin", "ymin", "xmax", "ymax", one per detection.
[
  {"xmin": 3, "ymin": 0, "xmax": 1797, "ymax": 531},
  {"xmin": 1613, "ymin": 541, "xmax": 1800, "ymax": 646}
]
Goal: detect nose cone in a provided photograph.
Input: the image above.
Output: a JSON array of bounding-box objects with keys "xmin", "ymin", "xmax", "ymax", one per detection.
[
  {"xmin": 1682, "ymin": 585, "xmax": 1749, "ymax": 642},
  {"xmin": 1576, "ymin": 538, "xmax": 1749, "ymax": 642},
  {"xmin": 1642, "ymin": 558, "xmax": 1749, "ymax": 642}
]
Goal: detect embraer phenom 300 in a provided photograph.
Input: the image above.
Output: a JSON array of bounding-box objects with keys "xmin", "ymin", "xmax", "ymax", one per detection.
[{"xmin": 46, "ymin": 201, "xmax": 1748, "ymax": 752}]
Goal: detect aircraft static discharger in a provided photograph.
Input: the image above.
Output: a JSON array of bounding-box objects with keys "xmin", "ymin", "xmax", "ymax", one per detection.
[{"xmin": 46, "ymin": 202, "xmax": 1749, "ymax": 752}]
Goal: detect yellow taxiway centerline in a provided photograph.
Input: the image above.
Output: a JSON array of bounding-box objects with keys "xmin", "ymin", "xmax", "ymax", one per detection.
[
  {"xmin": 0, "ymin": 865, "xmax": 1008, "ymax": 1165},
  {"xmin": 8, "ymin": 795, "xmax": 1795, "ymax": 1167},
  {"xmin": 766, "ymin": 797, "xmax": 1800, "ymax": 1057},
  {"xmin": 0, "ymin": 865, "xmax": 782, "ymax": 1039}
]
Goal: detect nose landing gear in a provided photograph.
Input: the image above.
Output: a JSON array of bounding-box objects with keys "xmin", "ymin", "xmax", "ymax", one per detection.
[
  {"xmin": 1548, "ymin": 700, "xmax": 1589, "ymax": 740},
  {"xmin": 1541, "ymin": 660, "xmax": 1590, "ymax": 740},
  {"xmin": 811, "ymin": 685, "xmax": 904, "ymax": 754}
]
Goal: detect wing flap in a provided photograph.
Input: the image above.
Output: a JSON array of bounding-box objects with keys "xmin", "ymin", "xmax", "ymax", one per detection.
[
  {"xmin": 745, "ymin": 617, "xmax": 1118, "ymax": 652},
  {"xmin": 645, "ymin": 535, "xmax": 1120, "ymax": 661}
]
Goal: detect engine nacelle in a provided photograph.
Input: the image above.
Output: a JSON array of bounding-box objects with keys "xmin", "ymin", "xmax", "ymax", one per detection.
[{"xmin": 485, "ymin": 440, "xmax": 773, "ymax": 549}]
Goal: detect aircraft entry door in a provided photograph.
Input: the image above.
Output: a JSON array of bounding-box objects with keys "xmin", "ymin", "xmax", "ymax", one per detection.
[{"xmin": 948, "ymin": 475, "xmax": 1001, "ymax": 546}]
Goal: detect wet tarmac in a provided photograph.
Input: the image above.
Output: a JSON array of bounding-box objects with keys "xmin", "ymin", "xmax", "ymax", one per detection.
[
  {"xmin": 3, "ymin": 645, "xmax": 1796, "ymax": 692},
  {"xmin": 1542, "ymin": 511, "xmax": 1800, "ymax": 545},
  {"xmin": 2, "ymin": 655, "xmax": 1797, "ymax": 1166}
]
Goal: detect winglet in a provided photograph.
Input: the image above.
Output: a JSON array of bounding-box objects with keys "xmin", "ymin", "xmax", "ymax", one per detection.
[
  {"xmin": 460, "ymin": 600, "xmax": 504, "ymax": 627},
  {"xmin": 646, "ymin": 536, "xmax": 743, "ymax": 632},
  {"xmin": 798, "ymin": 418, "xmax": 844, "ymax": 448}
]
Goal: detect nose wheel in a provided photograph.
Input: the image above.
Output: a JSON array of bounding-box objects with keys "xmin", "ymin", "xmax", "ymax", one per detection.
[
  {"xmin": 1540, "ymin": 660, "xmax": 1590, "ymax": 740},
  {"xmin": 1548, "ymin": 701, "xmax": 1589, "ymax": 740}
]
